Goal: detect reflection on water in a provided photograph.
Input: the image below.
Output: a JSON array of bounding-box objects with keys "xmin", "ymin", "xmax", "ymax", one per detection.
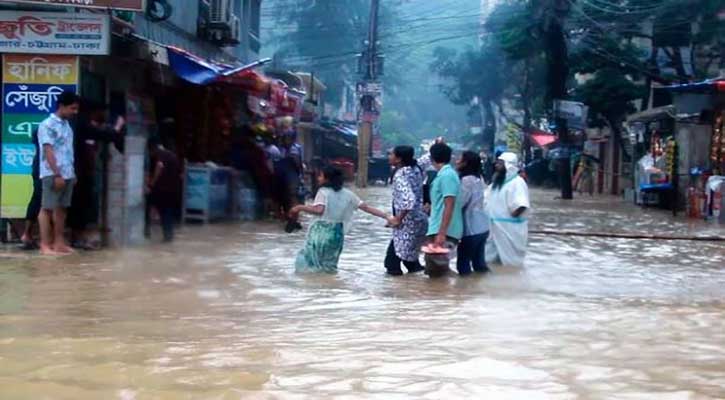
[{"xmin": 1, "ymin": 189, "xmax": 724, "ymax": 399}]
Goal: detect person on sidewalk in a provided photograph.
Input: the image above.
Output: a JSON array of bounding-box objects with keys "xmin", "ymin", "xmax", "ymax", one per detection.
[
  {"xmin": 572, "ymin": 151, "xmax": 599, "ymax": 196},
  {"xmin": 424, "ymin": 142, "xmax": 464, "ymax": 277},
  {"xmin": 456, "ymin": 151, "xmax": 490, "ymax": 275},
  {"xmin": 68, "ymin": 102, "xmax": 125, "ymax": 250},
  {"xmin": 290, "ymin": 166, "xmax": 394, "ymax": 274},
  {"xmin": 385, "ymin": 146, "xmax": 427, "ymax": 276},
  {"xmin": 485, "ymin": 152, "xmax": 530, "ymax": 268},
  {"xmin": 147, "ymin": 137, "xmax": 182, "ymax": 243},
  {"xmin": 20, "ymin": 128, "xmax": 41, "ymax": 250},
  {"xmin": 37, "ymin": 91, "xmax": 80, "ymax": 256}
]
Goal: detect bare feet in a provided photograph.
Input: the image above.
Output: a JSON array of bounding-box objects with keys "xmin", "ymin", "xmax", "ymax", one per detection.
[
  {"xmin": 53, "ymin": 245, "xmax": 75, "ymax": 255},
  {"xmin": 39, "ymin": 246, "xmax": 63, "ymax": 256}
]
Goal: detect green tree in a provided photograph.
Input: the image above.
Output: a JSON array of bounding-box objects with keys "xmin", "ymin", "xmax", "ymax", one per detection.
[
  {"xmin": 574, "ymin": 69, "xmax": 645, "ymax": 153},
  {"xmin": 379, "ymin": 110, "xmax": 419, "ymax": 148},
  {"xmin": 486, "ymin": 0, "xmax": 548, "ymax": 130},
  {"xmin": 270, "ymin": 1, "xmax": 372, "ymax": 104},
  {"xmin": 269, "ymin": 1, "xmax": 404, "ymax": 105},
  {"xmin": 569, "ymin": 0, "xmax": 725, "ymax": 82},
  {"xmin": 430, "ymin": 42, "xmax": 507, "ymax": 151}
]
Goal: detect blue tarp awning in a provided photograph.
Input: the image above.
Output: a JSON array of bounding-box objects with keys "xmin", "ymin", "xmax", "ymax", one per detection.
[
  {"xmin": 166, "ymin": 46, "xmax": 271, "ymax": 85},
  {"xmin": 335, "ymin": 125, "xmax": 358, "ymax": 138},
  {"xmin": 166, "ymin": 47, "xmax": 230, "ymax": 85},
  {"xmin": 320, "ymin": 121, "xmax": 357, "ymax": 138},
  {"xmin": 663, "ymin": 79, "xmax": 725, "ymax": 94}
]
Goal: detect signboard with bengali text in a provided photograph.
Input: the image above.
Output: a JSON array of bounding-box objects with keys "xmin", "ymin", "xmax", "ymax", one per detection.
[
  {"xmin": 554, "ymin": 99, "xmax": 589, "ymax": 130},
  {"xmin": 6, "ymin": 0, "xmax": 145, "ymax": 12},
  {"xmin": 0, "ymin": 10, "xmax": 110, "ymax": 55},
  {"xmin": 1, "ymin": 54, "xmax": 79, "ymax": 218}
]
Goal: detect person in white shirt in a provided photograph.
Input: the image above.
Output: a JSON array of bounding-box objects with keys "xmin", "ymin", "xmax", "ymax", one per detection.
[
  {"xmin": 456, "ymin": 151, "xmax": 490, "ymax": 275},
  {"xmin": 485, "ymin": 152, "xmax": 531, "ymax": 268},
  {"xmin": 290, "ymin": 166, "xmax": 393, "ymax": 273},
  {"xmin": 37, "ymin": 91, "xmax": 80, "ymax": 256}
]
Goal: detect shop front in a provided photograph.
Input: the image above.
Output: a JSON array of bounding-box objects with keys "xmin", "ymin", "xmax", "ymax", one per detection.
[
  {"xmin": 664, "ymin": 80, "xmax": 725, "ymax": 222},
  {"xmin": 0, "ymin": 8, "xmax": 113, "ymax": 241},
  {"xmin": 623, "ymin": 80, "xmax": 725, "ymax": 222},
  {"xmin": 626, "ymin": 106, "xmax": 678, "ymax": 211},
  {"xmin": 144, "ymin": 45, "xmax": 276, "ymax": 224}
]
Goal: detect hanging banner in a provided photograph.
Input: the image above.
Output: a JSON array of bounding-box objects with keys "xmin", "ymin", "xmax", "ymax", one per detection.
[
  {"xmin": 6, "ymin": 0, "xmax": 145, "ymax": 11},
  {"xmin": 1, "ymin": 54, "xmax": 79, "ymax": 218},
  {"xmin": 0, "ymin": 10, "xmax": 110, "ymax": 55}
]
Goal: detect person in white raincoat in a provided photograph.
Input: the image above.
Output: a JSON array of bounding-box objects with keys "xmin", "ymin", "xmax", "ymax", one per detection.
[{"xmin": 484, "ymin": 152, "xmax": 530, "ymax": 267}]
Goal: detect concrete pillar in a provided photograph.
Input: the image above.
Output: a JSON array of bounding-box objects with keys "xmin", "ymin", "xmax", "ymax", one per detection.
[{"xmin": 106, "ymin": 135, "xmax": 147, "ymax": 247}]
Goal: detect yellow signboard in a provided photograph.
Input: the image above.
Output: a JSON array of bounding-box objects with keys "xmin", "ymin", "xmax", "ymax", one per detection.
[
  {"xmin": 1, "ymin": 54, "xmax": 79, "ymax": 218},
  {"xmin": 2, "ymin": 55, "xmax": 79, "ymax": 85}
]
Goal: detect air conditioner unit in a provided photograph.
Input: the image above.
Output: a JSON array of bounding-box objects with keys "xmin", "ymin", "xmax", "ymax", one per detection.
[
  {"xmin": 228, "ymin": 15, "xmax": 241, "ymax": 45},
  {"xmin": 209, "ymin": 0, "xmax": 232, "ymax": 25}
]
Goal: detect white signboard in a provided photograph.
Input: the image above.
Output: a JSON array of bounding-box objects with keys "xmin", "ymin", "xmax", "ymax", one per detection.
[
  {"xmin": 0, "ymin": 11, "xmax": 110, "ymax": 55},
  {"xmin": 554, "ymin": 100, "xmax": 589, "ymax": 130}
]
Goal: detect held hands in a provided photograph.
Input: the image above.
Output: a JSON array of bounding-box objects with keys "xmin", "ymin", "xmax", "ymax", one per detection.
[
  {"xmin": 434, "ymin": 232, "xmax": 447, "ymax": 247},
  {"xmin": 386, "ymin": 215, "xmax": 401, "ymax": 228},
  {"xmin": 288, "ymin": 206, "xmax": 301, "ymax": 220},
  {"xmin": 53, "ymin": 176, "xmax": 66, "ymax": 192},
  {"xmin": 114, "ymin": 116, "xmax": 126, "ymax": 132}
]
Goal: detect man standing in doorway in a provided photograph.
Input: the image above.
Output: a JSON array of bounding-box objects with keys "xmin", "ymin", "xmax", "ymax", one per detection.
[
  {"xmin": 38, "ymin": 91, "xmax": 80, "ymax": 255},
  {"xmin": 424, "ymin": 142, "xmax": 463, "ymax": 276},
  {"xmin": 147, "ymin": 137, "xmax": 182, "ymax": 243},
  {"xmin": 485, "ymin": 152, "xmax": 530, "ymax": 268},
  {"xmin": 69, "ymin": 101, "xmax": 125, "ymax": 250}
]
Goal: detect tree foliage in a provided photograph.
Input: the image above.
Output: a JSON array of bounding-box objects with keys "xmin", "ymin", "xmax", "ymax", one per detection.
[
  {"xmin": 271, "ymin": 0, "xmax": 372, "ymax": 104},
  {"xmin": 431, "ymin": 0, "xmax": 724, "ymax": 151}
]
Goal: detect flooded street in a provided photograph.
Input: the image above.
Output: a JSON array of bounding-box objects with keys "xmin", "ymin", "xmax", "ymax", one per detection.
[{"xmin": 1, "ymin": 188, "xmax": 725, "ymax": 399}]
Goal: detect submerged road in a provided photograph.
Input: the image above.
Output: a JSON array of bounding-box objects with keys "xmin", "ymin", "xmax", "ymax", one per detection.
[{"xmin": 1, "ymin": 188, "xmax": 724, "ymax": 399}]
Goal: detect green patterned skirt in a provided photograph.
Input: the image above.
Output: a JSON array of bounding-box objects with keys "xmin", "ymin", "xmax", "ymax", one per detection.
[{"xmin": 295, "ymin": 220, "xmax": 345, "ymax": 274}]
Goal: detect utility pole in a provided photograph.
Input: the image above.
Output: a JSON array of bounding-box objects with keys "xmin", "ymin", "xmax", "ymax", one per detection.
[
  {"xmin": 356, "ymin": 0, "xmax": 381, "ymax": 188},
  {"xmin": 719, "ymin": 7, "xmax": 725, "ymax": 77},
  {"xmin": 543, "ymin": 0, "xmax": 573, "ymax": 200}
]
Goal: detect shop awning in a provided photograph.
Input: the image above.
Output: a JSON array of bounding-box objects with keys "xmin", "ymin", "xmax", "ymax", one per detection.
[
  {"xmin": 166, "ymin": 46, "xmax": 271, "ymax": 85},
  {"xmin": 663, "ymin": 79, "xmax": 725, "ymax": 94},
  {"xmin": 331, "ymin": 124, "xmax": 358, "ymax": 138},
  {"xmin": 219, "ymin": 69, "xmax": 270, "ymax": 94},
  {"xmin": 626, "ymin": 105, "xmax": 676, "ymax": 124},
  {"xmin": 529, "ymin": 129, "xmax": 557, "ymax": 147},
  {"xmin": 319, "ymin": 121, "xmax": 357, "ymax": 138}
]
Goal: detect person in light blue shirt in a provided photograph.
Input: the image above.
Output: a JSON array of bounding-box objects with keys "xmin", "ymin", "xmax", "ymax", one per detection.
[
  {"xmin": 37, "ymin": 91, "xmax": 80, "ymax": 256},
  {"xmin": 424, "ymin": 143, "xmax": 463, "ymax": 276},
  {"xmin": 426, "ymin": 143, "xmax": 463, "ymax": 242}
]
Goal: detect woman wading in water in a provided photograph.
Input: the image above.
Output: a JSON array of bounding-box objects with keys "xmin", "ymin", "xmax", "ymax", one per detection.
[
  {"xmin": 290, "ymin": 166, "xmax": 393, "ymax": 273},
  {"xmin": 385, "ymin": 146, "xmax": 428, "ymax": 276}
]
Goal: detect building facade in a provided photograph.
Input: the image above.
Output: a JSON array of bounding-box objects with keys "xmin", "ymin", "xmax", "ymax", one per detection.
[{"xmin": 0, "ymin": 1, "xmax": 265, "ymax": 245}]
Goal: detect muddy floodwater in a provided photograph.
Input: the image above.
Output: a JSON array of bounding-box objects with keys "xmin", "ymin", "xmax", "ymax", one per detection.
[{"xmin": 1, "ymin": 188, "xmax": 725, "ymax": 399}]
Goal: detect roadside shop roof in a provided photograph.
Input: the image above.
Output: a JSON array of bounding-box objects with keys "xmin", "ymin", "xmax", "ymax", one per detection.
[
  {"xmin": 663, "ymin": 79, "xmax": 725, "ymax": 94},
  {"xmin": 166, "ymin": 46, "xmax": 271, "ymax": 85}
]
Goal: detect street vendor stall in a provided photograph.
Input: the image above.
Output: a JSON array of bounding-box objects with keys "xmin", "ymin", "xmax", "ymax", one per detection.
[
  {"xmin": 662, "ymin": 79, "xmax": 725, "ymax": 222},
  {"xmin": 627, "ymin": 106, "xmax": 679, "ymax": 212},
  {"xmin": 183, "ymin": 163, "xmax": 232, "ymax": 223}
]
